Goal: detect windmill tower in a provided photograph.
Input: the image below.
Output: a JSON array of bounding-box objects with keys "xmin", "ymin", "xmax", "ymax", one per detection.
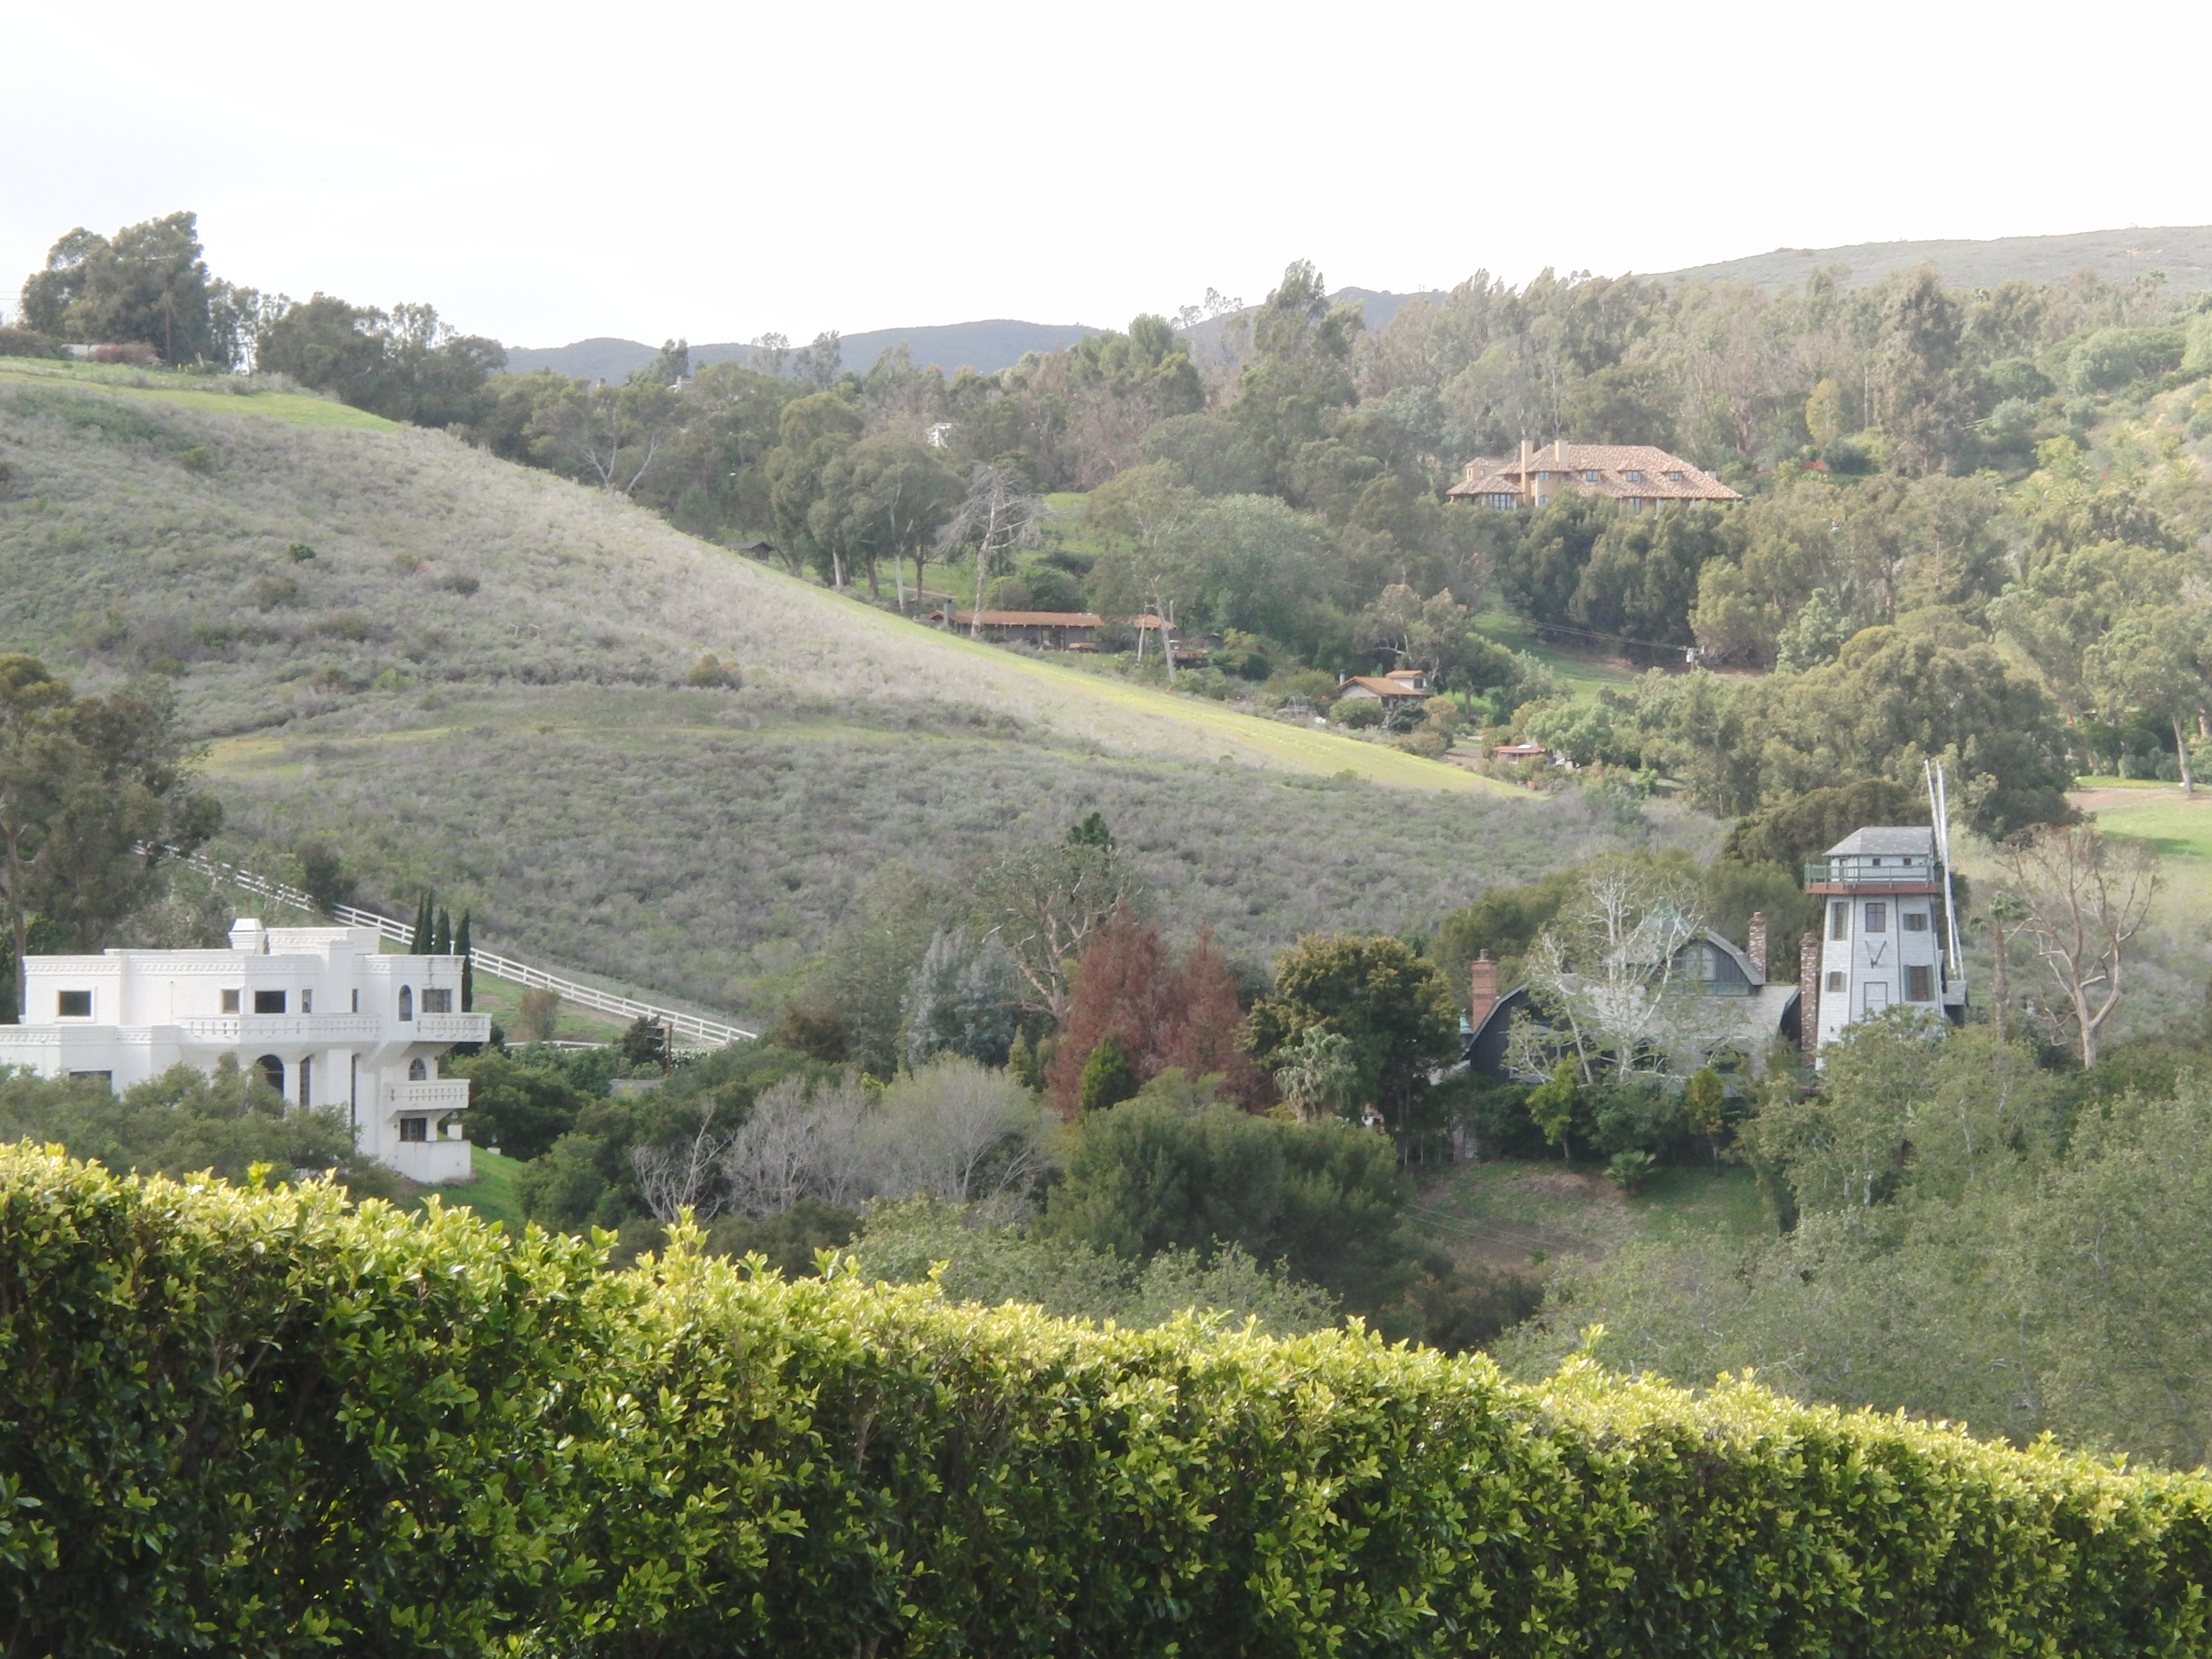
[{"xmin": 1803, "ymin": 824, "xmax": 1966, "ymax": 1054}]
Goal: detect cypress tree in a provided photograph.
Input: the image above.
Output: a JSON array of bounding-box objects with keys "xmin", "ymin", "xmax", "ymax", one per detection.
[
  {"xmin": 456, "ymin": 911, "xmax": 474, "ymax": 1011},
  {"xmin": 434, "ymin": 907, "xmax": 452, "ymax": 957},
  {"xmin": 1077, "ymin": 1034, "xmax": 1138, "ymax": 1114},
  {"xmin": 411, "ymin": 893, "xmax": 433, "ymax": 954}
]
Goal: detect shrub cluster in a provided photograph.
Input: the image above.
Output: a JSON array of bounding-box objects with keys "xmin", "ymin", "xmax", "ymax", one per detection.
[{"xmin": 5, "ymin": 1144, "xmax": 2211, "ymax": 1658}]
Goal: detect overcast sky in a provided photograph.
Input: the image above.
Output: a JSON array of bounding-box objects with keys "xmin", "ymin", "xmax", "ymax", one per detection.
[{"xmin": 6, "ymin": 0, "xmax": 2209, "ymax": 349}]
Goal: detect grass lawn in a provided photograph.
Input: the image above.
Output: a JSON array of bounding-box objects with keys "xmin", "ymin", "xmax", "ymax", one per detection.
[
  {"xmin": 0, "ymin": 359, "xmax": 396, "ymax": 429},
  {"xmin": 1472, "ymin": 604, "xmax": 1645, "ymax": 700},
  {"xmin": 421, "ymin": 1149, "xmax": 527, "ymax": 1231},
  {"xmin": 2069, "ymin": 780, "xmax": 2212, "ymax": 920},
  {"xmin": 463, "ymin": 970, "xmax": 634, "ymax": 1045},
  {"xmin": 1407, "ymin": 1157, "xmax": 1767, "ymax": 1272}
]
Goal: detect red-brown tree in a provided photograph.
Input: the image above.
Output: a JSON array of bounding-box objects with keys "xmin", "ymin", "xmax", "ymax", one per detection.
[{"xmin": 1046, "ymin": 909, "xmax": 1266, "ymax": 1114}]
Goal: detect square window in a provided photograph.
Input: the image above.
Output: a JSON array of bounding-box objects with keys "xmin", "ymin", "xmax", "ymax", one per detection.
[
  {"xmin": 1903, "ymin": 911, "xmax": 1930, "ymax": 932},
  {"xmin": 1825, "ymin": 970, "xmax": 1847, "ymax": 994},
  {"xmin": 399, "ymin": 1116, "xmax": 428, "ymax": 1143},
  {"xmin": 221, "ymin": 988, "xmax": 241, "ymax": 1013},
  {"xmin": 421, "ymin": 988, "xmax": 454, "ymax": 1014},
  {"xmin": 1829, "ymin": 901, "xmax": 1849, "ymax": 941},
  {"xmin": 1864, "ymin": 903, "xmax": 1887, "ymax": 934},
  {"xmin": 1905, "ymin": 965, "xmax": 1935, "ymax": 1002},
  {"xmin": 253, "ymin": 990, "xmax": 287, "ymax": 1014},
  {"xmin": 56, "ymin": 990, "xmax": 92, "ymax": 1018}
]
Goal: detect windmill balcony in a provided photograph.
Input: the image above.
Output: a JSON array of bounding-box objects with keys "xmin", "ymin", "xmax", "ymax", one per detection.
[{"xmin": 1805, "ymin": 855, "xmax": 1939, "ymax": 892}]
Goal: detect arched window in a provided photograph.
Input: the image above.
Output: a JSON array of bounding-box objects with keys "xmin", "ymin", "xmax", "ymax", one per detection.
[
  {"xmin": 408, "ymin": 1058, "xmax": 428, "ymax": 1082},
  {"xmin": 398, "ymin": 986, "xmax": 413, "ymax": 1022},
  {"xmin": 255, "ymin": 1054, "xmax": 284, "ymax": 1093}
]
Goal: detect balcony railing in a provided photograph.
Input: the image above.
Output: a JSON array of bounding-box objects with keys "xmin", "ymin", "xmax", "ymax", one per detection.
[
  {"xmin": 384, "ymin": 1080, "xmax": 469, "ymax": 1115},
  {"xmin": 175, "ymin": 1016, "xmax": 384, "ymax": 1042},
  {"xmin": 1806, "ymin": 856, "xmax": 1938, "ymax": 887},
  {"xmin": 413, "ymin": 1012, "xmax": 492, "ymax": 1045}
]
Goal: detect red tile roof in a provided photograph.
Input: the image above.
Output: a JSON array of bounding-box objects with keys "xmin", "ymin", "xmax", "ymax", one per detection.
[
  {"xmin": 1338, "ymin": 676, "xmax": 1431, "ymax": 699},
  {"xmin": 1447, "ymin": 442, "xmax": 1739, "ymax": 503}
]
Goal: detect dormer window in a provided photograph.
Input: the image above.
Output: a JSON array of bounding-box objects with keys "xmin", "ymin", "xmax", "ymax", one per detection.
[
  {"xmin": 1623, "ymin": 469, "xmax": 1642, "ymax": 483},
  {"xmin": 1584, "ymin": 470, "xmax": 1601, "ymax": 483},
  {"xmin": 1666, "ymin": 470, "xmax": 1685, "ymax": 483}
]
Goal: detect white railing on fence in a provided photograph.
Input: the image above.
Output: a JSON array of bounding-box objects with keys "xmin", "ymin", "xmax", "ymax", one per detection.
[{"xmin": 179, "ymin": 854, "xmax": 757, "ymax": 1048}]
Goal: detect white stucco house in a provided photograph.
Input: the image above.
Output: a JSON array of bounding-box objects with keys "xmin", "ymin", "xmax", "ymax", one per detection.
[{"xmin": 0, "ymin": 918, "xmax": 489, "ymax": 1183}]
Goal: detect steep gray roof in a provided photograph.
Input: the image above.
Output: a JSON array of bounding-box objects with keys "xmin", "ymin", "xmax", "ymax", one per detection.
[
  {"xmin": 1699, "ymin": 928, "xmax": 1763, "ymax": 986},
  {"xmin": 1824, "ymin": 826, "xmax": 1936, "ymax": 858}
]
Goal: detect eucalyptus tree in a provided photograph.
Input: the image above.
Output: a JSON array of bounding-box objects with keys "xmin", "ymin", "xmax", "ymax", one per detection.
[{"xmin": 935, "ymin": 463, "xmax": 1044, "ymax": 635}]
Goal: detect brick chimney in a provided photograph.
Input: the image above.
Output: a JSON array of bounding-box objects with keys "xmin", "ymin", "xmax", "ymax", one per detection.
[
  {"xmin": 1799, "ymin": 931, "xmax": 1822, "ymax": 1055},
  {"xmin": 1746, "ymin": 911, "xmax": 1768, "ymax": 983},
  {"xmin": 1470, "ymin": 950, "xmax": 1498, "ymax": 1030}
]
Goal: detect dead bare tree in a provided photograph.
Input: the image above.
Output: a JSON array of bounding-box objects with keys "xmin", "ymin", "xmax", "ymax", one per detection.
[
  {"xmin": 972, "ymin": 840, "xmax": 1146, "ymax": 1025},
  {"xmin": 935, "ymin": 463, "xmax": 1043, "ymax": 637},
  {"xmin": 720, "ymin": 1077, "xmax": 825, "ymax": 1219},
  {"xmin": 1996, "ymin": 824, "xmax": 2162, "ymax": 1067},
  {"xmin": 631, "ymin": 1102, "xmax": 733, "ymax": 1222}
]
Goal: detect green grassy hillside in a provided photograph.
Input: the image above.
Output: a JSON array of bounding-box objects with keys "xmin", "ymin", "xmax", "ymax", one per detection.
[{"xmin": 0, "ymin": 370, "xmax": 1713, "ymax": 1019}]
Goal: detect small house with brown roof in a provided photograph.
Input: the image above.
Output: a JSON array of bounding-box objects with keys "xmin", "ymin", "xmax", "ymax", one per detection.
[
  {"xmin": 1447, "ymin": 440, "xmax": 1739, "ymax": 514},
  {"xmin": 1334, "ymin": 668, "xmax": 1432, "ymax": 714}
]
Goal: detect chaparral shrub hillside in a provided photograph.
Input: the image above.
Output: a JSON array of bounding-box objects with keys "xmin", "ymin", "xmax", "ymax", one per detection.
[{"xmin": 4, "ymin": 1142, "xmax": 2210, "ymax": 1658}]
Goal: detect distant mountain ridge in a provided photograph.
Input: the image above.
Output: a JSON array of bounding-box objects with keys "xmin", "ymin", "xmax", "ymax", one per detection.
[
  {"xmin": 507, "ymin": 291, "xmax": 1448, "ymax": 383},
  {"xmin": 504, "ymin": 230, "xmax": 2212, "ymax": 387},
  {"xmin": 505, "ymin": 319, "xmax": 1103, "ymax": 381},
  {"xmin": 1651, "ymin": 225, "xmax": 2212, "ymax": 296}
]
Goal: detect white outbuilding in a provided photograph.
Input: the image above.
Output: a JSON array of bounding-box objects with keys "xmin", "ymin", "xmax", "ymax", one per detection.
[{"xmin": 0, "ymin": 918, "xmax": 488, "ymax": 1183}]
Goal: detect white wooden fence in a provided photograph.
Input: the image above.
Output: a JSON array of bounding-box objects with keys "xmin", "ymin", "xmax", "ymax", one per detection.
[{"xmin": 183, "ymin": 854, "xmax": 757, "ymax": 1048}]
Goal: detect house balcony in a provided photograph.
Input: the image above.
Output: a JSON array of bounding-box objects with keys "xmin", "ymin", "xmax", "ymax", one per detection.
[
  {"xmin": 385, "ymin": 1080, "xmax": 470, "ymax": 1118},
  {"xmin": 413, "ymin": 1013, "xmax": 492, "ymax": 1045},
  {"xmin": 176, "ymin": 1015, "xmax": 383, "ymax": 1043}
]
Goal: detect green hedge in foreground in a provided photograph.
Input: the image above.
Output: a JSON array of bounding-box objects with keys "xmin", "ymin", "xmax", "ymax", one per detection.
[{"xmin": 2, "ymin": 1144, "xmax": 2209, "ymax": 1658}]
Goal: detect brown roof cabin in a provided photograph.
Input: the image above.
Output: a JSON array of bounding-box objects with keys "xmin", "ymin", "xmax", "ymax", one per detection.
[
  {"xmin": 1334, "ymin": 668, "xmax": 1432, "ymax": 707},
  {"xmin": 1491, "ymin": 742, "xmax": 1548, "ymax": 760},
  {"xmin": 927, "ymin": 609, "xmax": 1104, "ymax": 648},
  {"xmin": 1447, "ymin": 439, "xmax": 1740, "ymax": 514}
]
